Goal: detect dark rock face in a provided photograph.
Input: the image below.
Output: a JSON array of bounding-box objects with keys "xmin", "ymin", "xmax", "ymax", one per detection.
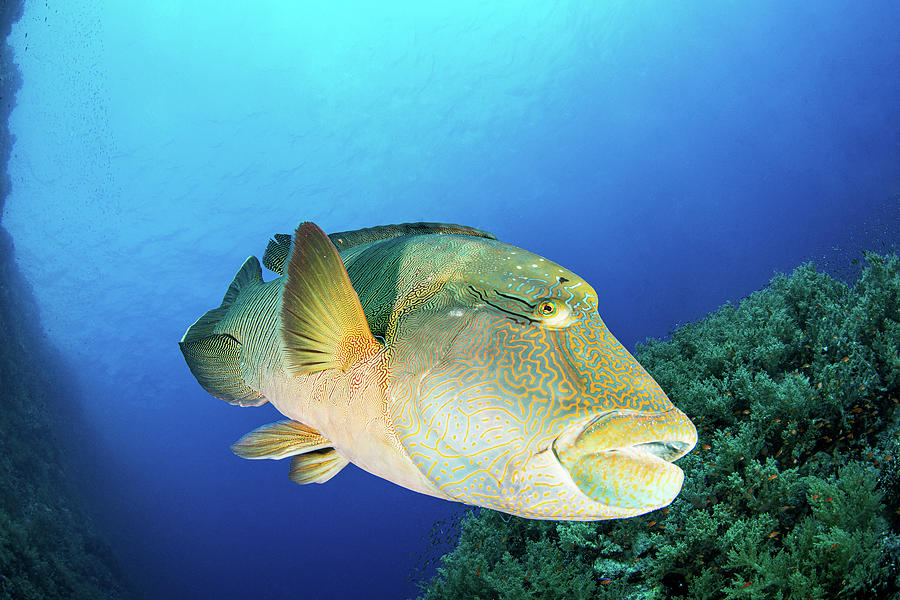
[
  {"xmin": 1, "ymin": 4, "xmax": 133, "ymax": 599},
  {"xmin": 1, "ymin": 0, "xmax": 23, "ymax": 212}
]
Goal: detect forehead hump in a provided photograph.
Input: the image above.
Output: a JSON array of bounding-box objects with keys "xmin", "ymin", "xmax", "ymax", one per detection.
[{"xmin": 467, "ymin": 240, "xmax": 596, "ymax": 306}]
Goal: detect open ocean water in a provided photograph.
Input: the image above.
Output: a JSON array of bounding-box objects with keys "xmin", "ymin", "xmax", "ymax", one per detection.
[{"xmin": 1, "ymin": 2, "xmax": 898, "ymax": 599}]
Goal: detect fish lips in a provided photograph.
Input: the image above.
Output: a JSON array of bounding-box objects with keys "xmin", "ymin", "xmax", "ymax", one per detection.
[{"xmin": 553, "ymin": 409, "xmax": 698, "ymax": 513}]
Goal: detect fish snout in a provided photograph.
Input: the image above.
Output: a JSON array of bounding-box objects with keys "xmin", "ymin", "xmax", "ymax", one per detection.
[{"xmin": 553, "ymin": 409, "xmax": 697, "ymax": 513}]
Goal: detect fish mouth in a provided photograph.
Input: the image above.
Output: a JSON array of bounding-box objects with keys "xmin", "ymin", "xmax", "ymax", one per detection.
[{"xmin": 553, "ymin": 409, "xmax": 697, "ymax": 513}]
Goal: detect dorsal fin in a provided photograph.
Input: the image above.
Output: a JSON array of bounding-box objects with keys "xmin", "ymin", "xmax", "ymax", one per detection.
[
  {"xmin": 328, "ymin": 222, "xmax": 497, "ymax": 252},
  {"xmin": 262, "ymin": 233, "xmax": 292, "ymax": 276},
  {"xmin": 280, "ymin": 222, "xmax": 383, "ymax": 374},
  {"xmin": 182, "ymin": 257, "xmax": 263, "ymax": 342},
  {"xmin": 222, "ymin": 255, "xmax": 263, "ymax": 306},
  {"xmin": 261, "ymin": 222, "xmax": 496, "ymax": 275}
]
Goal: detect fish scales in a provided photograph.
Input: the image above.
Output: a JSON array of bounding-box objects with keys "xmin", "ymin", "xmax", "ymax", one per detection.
[{"xmin": 180, "ymin": 221, "xmax": 697, "ymax": 520}]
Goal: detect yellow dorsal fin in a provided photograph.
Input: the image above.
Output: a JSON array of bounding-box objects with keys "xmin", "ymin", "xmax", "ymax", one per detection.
[
  {"xmin": 231, "ymin": 420, "xmax": 332, "ymax": 460},
  {"xmin": 289, "ymin": 450, "xmax": 349, "ymax": 485},
  {"xmin": 280, "ymin": 222, "xmax": 383, "ymax": 374}
]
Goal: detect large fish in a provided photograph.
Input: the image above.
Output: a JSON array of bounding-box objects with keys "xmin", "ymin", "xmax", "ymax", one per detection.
[{"xmin": 180, "ymin": 222, "xmax": 696, "ymax": 520}]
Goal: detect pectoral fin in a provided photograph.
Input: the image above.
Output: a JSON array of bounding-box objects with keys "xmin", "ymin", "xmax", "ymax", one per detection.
[{"xmin": 280, "ymin": 222, "xmax": 383, "ymax": 374}]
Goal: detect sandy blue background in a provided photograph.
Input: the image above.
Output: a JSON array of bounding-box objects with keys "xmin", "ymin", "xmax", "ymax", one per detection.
[{"xmin": 4, "ymin": 2, "xmax": 899, "ymax": 599}]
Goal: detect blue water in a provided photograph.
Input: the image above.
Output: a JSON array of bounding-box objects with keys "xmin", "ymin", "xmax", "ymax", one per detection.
[{"xmin": 3, "ymin": 2, "xmax": 898, "ymax": 599}]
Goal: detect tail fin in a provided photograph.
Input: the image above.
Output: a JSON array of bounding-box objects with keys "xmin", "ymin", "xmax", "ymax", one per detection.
[{"xmin": 179, "ymin": 257, "xmax": 267, "ymax": 406}]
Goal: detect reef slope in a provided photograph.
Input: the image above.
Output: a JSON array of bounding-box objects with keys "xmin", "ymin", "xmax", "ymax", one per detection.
[{"xmin": 418, "ymin": 253, "xmax": 900, "ymax": 600}]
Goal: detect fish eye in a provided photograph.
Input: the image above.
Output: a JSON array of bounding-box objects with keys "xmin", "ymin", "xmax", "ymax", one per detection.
[
  {"xmin": 538, "ymin": 300, "xmax": 558, "ymax": 317},
  {"xmin": 534, "ymin": 299, "xmax": 569, "ymax": 327}
]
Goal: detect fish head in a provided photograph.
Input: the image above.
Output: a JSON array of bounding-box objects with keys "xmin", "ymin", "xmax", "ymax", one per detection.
[{"xmin": 392, "ymin": 238, "xmax": 697, "ymax": 520}]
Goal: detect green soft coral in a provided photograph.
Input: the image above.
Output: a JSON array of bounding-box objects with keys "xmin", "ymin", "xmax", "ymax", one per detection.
[
  {"xmin": 418, "ymin": 511, "xmax": 598, "ymax": 600},
  {"xmin": 417, "ymin": 253, "xmax": 900, "ymax": 600}
]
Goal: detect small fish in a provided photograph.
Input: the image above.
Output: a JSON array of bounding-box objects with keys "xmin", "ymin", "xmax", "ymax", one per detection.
[{"xmin": 180, "ymin": 222, "xmax": 697, "ymax": 520}]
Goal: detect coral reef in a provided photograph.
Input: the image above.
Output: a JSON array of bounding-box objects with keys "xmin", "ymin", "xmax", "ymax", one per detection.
[{"xmin": 418, "ymin": 253, "xmax": 900, "ymax": 600}]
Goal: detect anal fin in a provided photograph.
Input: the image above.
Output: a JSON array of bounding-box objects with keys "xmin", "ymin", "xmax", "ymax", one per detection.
[{"xmin": 289, "ymin": 450, "xmax": 349, "ymax": 485}]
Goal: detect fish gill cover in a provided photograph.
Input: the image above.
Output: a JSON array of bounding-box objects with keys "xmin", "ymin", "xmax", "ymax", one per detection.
[{"xmin": 416, "ymin": 253, "xmax": 900, "ymax": 599}]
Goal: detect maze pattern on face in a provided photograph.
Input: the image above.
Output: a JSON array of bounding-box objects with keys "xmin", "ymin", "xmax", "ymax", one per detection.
[{"xmin": 388, "ymin": 258, "xmax": 676, "ymax": 518}]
